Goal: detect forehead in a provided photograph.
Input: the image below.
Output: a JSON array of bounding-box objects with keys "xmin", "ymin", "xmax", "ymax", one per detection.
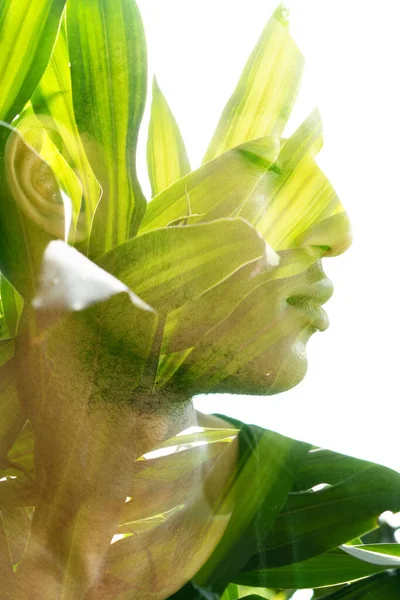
[{"xmin": 236, "ymin": 110, "xmax": 350, "ymax": 256}]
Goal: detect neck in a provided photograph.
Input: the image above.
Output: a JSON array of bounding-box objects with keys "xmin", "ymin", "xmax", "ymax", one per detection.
[{"xmin": 14, "ymin": 397, "xmax": 238, "ymax": 599}]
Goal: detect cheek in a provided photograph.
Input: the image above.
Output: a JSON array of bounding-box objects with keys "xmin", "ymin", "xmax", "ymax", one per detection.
[{"xmin": 214, "ymin": 322, "xmax": 314, "ymax": 396}]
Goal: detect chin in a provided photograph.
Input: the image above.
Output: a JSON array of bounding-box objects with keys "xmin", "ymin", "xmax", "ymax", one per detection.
[{"xmin": 211, "ymin": 327, "xmax": 313, "ymax": 396}]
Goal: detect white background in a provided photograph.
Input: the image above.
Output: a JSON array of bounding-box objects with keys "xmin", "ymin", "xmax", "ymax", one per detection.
[{"xmin": 136, "ymin": 0, "xmax": 400, "ymax": 471}]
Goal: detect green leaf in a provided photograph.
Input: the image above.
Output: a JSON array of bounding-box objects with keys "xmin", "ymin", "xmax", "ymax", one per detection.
[
  {"xmin": 0, "ymin": 275, "xmax": 24, "ymax": 338},
  {"xmin": 204, "ymin": 5, "xmax": 304, "ymax": 162},
  {"xmin": 194, "ymin": 427, "xmax": 310, "ymax": 591},
  {"xmin": 31, "ymin": 19, "xmax": 101, "ymax": 245},
  {"xmin": 292, "ymin": 448, "xmax": 373, "ymax": 492},
  {"xmin": 221, "ymin": 584, "xmax": 276, "ymax": 599},
  {"xmin": 250, "ymin": 463, "xmax": 400, "ymax": 568},
  {"xmin": 0, "ymin": 0, "xmax": 66, "ymax": 123},
  {"xmin": 13, "ymin": 106, "xmax": 88, "ymax": 247},
  {"xmin": 141, "ymin": 111, "xmax": 351, "ymax": 260},
  {"xmin": 0, "ymin": 123, "xmax": 63, "ymax": 300},
  {"xmin": 320, "ymin": 571, "xmax": 400, "ymax": 599},
  {"xmin": 235, "ymin": 546, "xmax": 400, "ymax": 589},
  {"xmin": 97, "ymin": 219, "xmax": 270, "ymax": 315},
  {"xmin": 147, "ymin": 77, "xmax": 191, "ymax": 197},
  {"xmin": 40, "ymin": 132, "xmax": 87, "ymax": 245},
  {"xmin": 67, "ymin": 0, "xmax": 148, "ymax": 257},
  {"xmin": 140, "ymin": 136, "xmax": 281, "ymax": 234},
  {"xmin": 221, "ymin": 584, "xmax": 240, "ymax": 600},
  {"xmin": 236, "ymin": 110, "xmax": 352, "ymax": 256}
]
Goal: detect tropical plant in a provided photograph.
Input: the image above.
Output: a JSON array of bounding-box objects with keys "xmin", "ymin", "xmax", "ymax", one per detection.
[{"xmin": 0, "ymin": 0, "xmax": 400, "ymax": 599}]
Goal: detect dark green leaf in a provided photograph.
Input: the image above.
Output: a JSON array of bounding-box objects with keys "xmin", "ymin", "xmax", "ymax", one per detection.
[
  {"xmin": 194, "ymin": 427, "xmax": 310, "ymax": 591},
  {"xmin": 320, "ymin": 570, "xmax": 400, "ymax": 599},
  {"xmin": 292, "ymin": 448, "xmax": 373, "ymax": 492},
  {"xmin": 235, "ymin": 547, "xmax": 398, "ymax": 589},
  {"xmin": 250, "ymin": 464, "xmax": 400, "ymax": 568}
]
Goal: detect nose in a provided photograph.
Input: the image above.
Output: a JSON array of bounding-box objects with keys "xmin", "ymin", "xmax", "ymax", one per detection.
[{"xmin": 294, "ymin": 212, "xmax": 353, "ymax": 257}]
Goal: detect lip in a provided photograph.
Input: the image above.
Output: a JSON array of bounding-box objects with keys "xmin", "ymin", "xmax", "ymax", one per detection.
[{"xmin": 286, "ymin": 278, "xmax": 334, "ymax": 331}]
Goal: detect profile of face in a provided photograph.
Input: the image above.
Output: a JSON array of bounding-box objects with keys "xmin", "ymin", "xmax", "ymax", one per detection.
[
  {"xmin": 5, "ymin": 107, "xmax": 352, "ymax": 413},
  {"xmin": 0, "ymin": 6, "xmax": 354, "ymax": 598},
  {"xmin": 136, "ymin": 115, "xmax": 353, "ymax": 399}
]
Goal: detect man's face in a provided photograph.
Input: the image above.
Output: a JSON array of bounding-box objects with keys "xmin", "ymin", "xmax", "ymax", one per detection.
[{"xmin": 163, "ymin": 120, "xmax": 352, "ymax": 397}]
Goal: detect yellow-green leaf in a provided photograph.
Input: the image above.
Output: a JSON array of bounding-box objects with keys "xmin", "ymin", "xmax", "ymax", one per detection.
[
  {"xmin": 0, "ymin": 123, "xmax": 64, "ymax": 300},
  {"xmin": 98, "ymin": 219, "xmax": 271, "ymax": 315},
  {"xmin": 0, "ymin": 0, "xmax": 66, "ymax": 123},
  {"xmin": 234, "ymin": 546, "xmax": 399, "ymax": 590},
  {"xmin": 204, "ymin": 5, "xmax": 304, "ymax": 162},
  {"xmin": 67, "ymin": 0, "xmax": 148, "ymax": 257},
  {"xmin": 0, "ymin": 274, "xmax": 24, "ymax": 338},
  {"xmin": 237, "ymin": 110, "xmax": 352, "ymax": 255},
  {"xmin": 147, "ymin": 77, "xmax": 191, "ymax": 197},
  {"xmin": 140, "ymin": 136, "xmax": 281, "ymax": 234},
  {"xmin": 31, "ymin": 20, "xmax": 101, "ymax": 247}
]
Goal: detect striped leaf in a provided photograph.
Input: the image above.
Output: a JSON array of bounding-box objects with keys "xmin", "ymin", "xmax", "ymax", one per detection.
[
  {"xmin": 0, "ymin": 0, "xmax": 65, "ymax": 123},
  {"xmin": 141, "ymin": 111, "xmax": 351, "ymax": 260},
  {"xmin": 0, "ymin": 123, "xmax": 63, "ymax": 300},
  {"xmin": 236, "ymin": 110, "xmax": 352, "ymax": 256},
  {"xmin": 67, "ymin": 0, "xmax": 148, "ymax": 257},
  {"xmin": 140, "ymin": 136, "xmax": 281, "ymax": 234},
  {"xmin": 97, "ymin": 219, "xmax": 270, "ymax": 315},
  {"xmin": 235, "ymin": 546, "xmax": 400, "ymax": 590},
  {"xmin": 147, "ymin": 77, "xmax": 191, "ymax": 197},
  {"xmin": 250, "ymin": 464, "xmax": 400, "ymax": 568},
  {"xmin": 31, "ymin": 20, "xmax": 101, "ymax": 247},
  {"xmin": 204, "ymin": 5, "xmax": 304, "ymax": 162},
  {"xmin": 13, "ymin": 107, "xmax": 87, "ymax": 246}
]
